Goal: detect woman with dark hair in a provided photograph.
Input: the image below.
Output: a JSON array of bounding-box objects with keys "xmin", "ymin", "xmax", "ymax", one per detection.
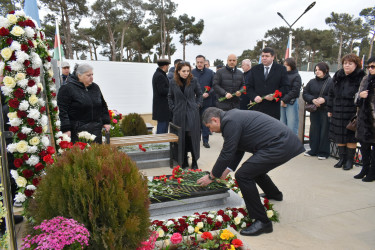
[
  {"xmin": 57, "ymin": 64, "xmax": 111, "ymax": 143},
  {"xmin": 168, "ymin": 61, "xmax": 203, "ymax": 169},
  {"xmin": 303, "ymin": 62, "xmax": 332, "ymax": 159},
  {"xmin": 328, "ymin": 54, "xmax": 365, "ymax": 170},
  {"xmin": 280, "ymin": 58, "xmax": 302, "ymax": 135},
  {"xmin": 354, "ymin": 56, "xmax": 375, "ymax": 182}
]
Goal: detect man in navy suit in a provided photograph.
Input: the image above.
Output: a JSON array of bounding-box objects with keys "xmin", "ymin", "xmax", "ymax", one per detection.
[{"xmin": 247, "ymin": 47, "xmax": 288, "ymax": 120}]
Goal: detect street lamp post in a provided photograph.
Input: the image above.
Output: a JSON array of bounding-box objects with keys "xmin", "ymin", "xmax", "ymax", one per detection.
[{"xmin": 277, "ymin": 2, "xmax": 316, "ymax": 58}]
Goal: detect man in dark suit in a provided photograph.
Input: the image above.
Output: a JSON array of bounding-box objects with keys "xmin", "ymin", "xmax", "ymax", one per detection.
[
  {"xmin": 247, "ymin": 47, "xmax": 288, "ymax": 119},
  {"xmin": 198, "ymin": 107, "xmax": 305, "ymax": 236},
  {"xmin": 152, "ymin": 58, "xmax": 171, "ymax": 134}
]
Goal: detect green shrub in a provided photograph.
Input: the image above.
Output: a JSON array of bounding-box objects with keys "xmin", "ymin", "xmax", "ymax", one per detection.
[
  {"xmin": 121, "ymin": 113, "xmax": 148, "ymax": 136},
  {"xmin": 28, "ymin": 144, "xmax": 150, "ymax": 249}
]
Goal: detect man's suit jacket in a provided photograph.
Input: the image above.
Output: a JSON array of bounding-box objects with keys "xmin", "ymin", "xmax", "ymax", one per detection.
[{"xmin": 247, "ymin": 63, "xmax": 288, "ymax": 119}]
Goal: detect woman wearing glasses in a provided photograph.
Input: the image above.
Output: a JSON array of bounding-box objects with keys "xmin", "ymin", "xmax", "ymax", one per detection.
[
  {"xmin": 354, "ymin": 57, "xmax": 375, "ymax": 182},
  {"xmin": 327, "ymin": 54, "xmax": 365, "ymax": 170},
  {"xmin": 168, "ymin": 61, "xmax": 203, "ymax": 169}
]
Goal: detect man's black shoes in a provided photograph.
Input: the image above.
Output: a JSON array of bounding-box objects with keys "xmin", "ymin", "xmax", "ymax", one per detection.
[
  {"xmin": 240, "ymin": 220, "xmax": 273, "ymax": 236},
  {"xmin": 203, "ymin": 142, "xmax": 210, "ymax": 148},
  {"xmin": 259, "ymin": 192, "xmax": 283, "ymax": 201}
]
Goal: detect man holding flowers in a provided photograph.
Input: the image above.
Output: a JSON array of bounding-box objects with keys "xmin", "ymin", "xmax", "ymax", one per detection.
[{"xmin": 198, "ymin": 107, "xmax": 305, "ymax": 236}]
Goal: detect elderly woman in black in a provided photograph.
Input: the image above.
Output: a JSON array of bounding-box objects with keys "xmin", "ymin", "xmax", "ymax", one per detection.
[
  {"xmin": 168, "ymin": 61, "xmax": 203, "ymax": 169},
  {"xmin": 327, "ymin": 54, "xmax": 365, "ymax": 170},
  {"xmin": 303, "ymin": 62, "xmax": 332, "ymax": 160},
  {"xmin": 57, "ymin": 64, "xmax": 111, "ymax": 143},
  {"xmin": 354, "ymin": 56, "xmax": 375, "ymax": 182}
]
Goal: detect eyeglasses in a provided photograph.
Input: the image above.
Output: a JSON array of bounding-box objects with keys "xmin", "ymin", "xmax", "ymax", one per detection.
[
  {"xmin": 366, "ymin": 65, "xmax": 375, "ymax": 69},
  {"xmin": 178, "ymin": 61, "xmax": 190, "ymax": 66}
]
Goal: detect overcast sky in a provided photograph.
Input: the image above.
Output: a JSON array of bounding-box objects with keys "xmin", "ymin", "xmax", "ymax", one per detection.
[{"xmin": 169, "ymin": 0, "xmax": 372, "ymax": 64}]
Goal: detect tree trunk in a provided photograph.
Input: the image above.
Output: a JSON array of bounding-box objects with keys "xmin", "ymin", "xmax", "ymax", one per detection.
[
  {"xmin": 120, "ymin": 24, "xmax": 129, "ymax": 62},
  {"xmin": 60, "ymin": 0, "xmax": 73, "ymax": 59},
  {"xmin": 183, "ymin": 37, "xmax": 186, "ymax": 60},
  {"xmin": 93, "ymin": 43, "xmax": 98, "ymax": 60},
  {"xmin": 106, "ymin": 21, "xmax": 116, "ymax": 61},
  {"xmin": 368, "ymin": 32, "xmax": 375, "ymax": 60},
  {"xmin": 349, "ymin": 38, "xmax": 354, "ymax": 53},
  {"xmin": 88, "ymin": 41, "xmax": 93, "ymax": 60},
  {"xmin": 337, "ymin": 33, "xmax": 343, "ymax": 69}
]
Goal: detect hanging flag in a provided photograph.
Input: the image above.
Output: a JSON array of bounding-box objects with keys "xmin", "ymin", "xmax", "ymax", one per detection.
[
  {"xmin": 361, "ymin": 55, "xmax": 365, "ymax": 69},
  {"xmin": 285, "ymin": 36, "xmax": 290, "ymax": 59},
  {"xmin": 23, "ymin": 0, "xmax": 41, "ymax": 27},
  {"xmin": 53, "ymin": 22, "xmax": 64, "ymax": 60}
]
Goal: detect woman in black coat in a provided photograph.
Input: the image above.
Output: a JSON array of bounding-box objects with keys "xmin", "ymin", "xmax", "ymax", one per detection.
[
  {"xmin": 57, "ymin": 64, "xmax": 111, "ymax": 143},
  {"xmin": 327, "ymin": 54, "xmax": 365, "ymax": 170},
  {"xmin": 354, "ymin": 56, "xmax": 375, "ymax": 182},
  {"xmin": 303, "ymin": 62, "xmax": 332, "ymax": 159},
  {"xmin": 168, "ymin": 61, "xmax": 203, "ymax": 169}
]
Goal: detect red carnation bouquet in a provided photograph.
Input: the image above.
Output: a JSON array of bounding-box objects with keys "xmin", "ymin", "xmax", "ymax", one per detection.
[
  {"xmin": 248, "ymin": 89, "xmax": 282, "ymax": 109},
  {"xmin": 204, "ymin": 86, "xmax": 211, "ymax": 93},
  {"xmin": 218, "ymin": 86, "xmax": 247, "ymax": 102}
]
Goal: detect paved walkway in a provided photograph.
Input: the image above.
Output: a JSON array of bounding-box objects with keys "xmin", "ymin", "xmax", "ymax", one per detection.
[{"xmin": 142, "ymin": 132, "xmax": 375, "ymax": 250}]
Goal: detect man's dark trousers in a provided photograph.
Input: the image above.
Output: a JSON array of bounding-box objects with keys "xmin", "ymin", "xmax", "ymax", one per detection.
[
  {"xmin": 199, "ymin": 106, "xmax": 210, "ymax": 143},
  {"xmin": 156, "ymin": 121, "xmax": 168, "ymax": 134}
]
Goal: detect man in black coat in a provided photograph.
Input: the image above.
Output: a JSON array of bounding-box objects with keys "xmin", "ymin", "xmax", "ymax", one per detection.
[
  {"xmin": 152, "ymin": 58, "xmax": 171, "ymax": 134},
  {"xmin": 198, "ymin": 107, "xmax": 305, "ymax": 236},
  {"xmin": 213, "ymin": 54, "xmax": 245, "ymax": 111},
  {"xmin": 247, "ymin": 47, "xmax": 288, "ymax": 119},
  {"xmin": 192, "ymin": 55, "xmax": 215, "ymax": 148}
]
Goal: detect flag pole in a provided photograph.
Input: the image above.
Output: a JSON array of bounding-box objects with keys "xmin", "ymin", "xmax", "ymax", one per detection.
[{"xmin": 55, "ymin": 17, "xmax": 63, "ymax": 84}]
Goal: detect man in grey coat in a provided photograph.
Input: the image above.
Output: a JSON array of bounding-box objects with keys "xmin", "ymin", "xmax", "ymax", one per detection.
[{"xmin": 198, "ymin": 107, "xmax": 305, "ymax": 236}]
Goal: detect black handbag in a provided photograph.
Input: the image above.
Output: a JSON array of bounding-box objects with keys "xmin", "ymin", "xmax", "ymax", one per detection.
[{"xmin": 305, "ymin": 78, "xmax": 329, "ymax": 112}]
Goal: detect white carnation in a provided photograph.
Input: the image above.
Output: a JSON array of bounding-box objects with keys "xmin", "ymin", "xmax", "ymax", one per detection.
[
  {"xmin": 0, "ymin": 16, "xmax": 11, "ymax": 28},
  {"xmin": 237, "ymin": 212, "xmax": 244, "ymax": 219},
  {"xmin": 9, "ymin": 61, "xmax": 24, "ymax": 71},
  {"xmin": 208, "ymin": 214, "xmax": 215, "ymax": 218},
  {"xmin": 234, "ymin": 216, "xmax": 241, "ymax": 225},
  {"xmin": 41, "ymin": 136, "xmax": 50, "ymax": 147},
  {"xmin": 37, "ymin": 82, "xmax": 43, "ymax": 92},
  {"xmin": 55, "ymin": 131, "xmax": 63, "ymax": 138},
  {"xmin": 10, "ymin": 41, "xmax": 21, "ymax": 51},
  {"xmin": 26, "ymin": 85, "xmax": 38, "ymax": 95},
  {"xmin": 18, "ymin": 100, "xmax": 30, "ymax": 111},
  {"xmin": 216, "ymin": 215, "xmax": 223, "ymax": 222},
  {"xmin": 7, "ymin": 143, "xmax": 17, "ymax": 153},
  {"xmin": 58, "ymin": 149, "xmax": 64, "ymax": 154},
  {"xmin": 1, "ymin": 86, "xmax": 13, "ymax": 96},
  {"xmin": 15, "ymin": 50, "xmax": 29, "ymax": 63},
  {"xmin": 24, "ymin": 27, "xmax": 35, "ymax": 38},
  {"xmin": 25, "ymin": 155, "xmax": 39, "ymax": 166},
  {"xmin": 26, "ymin": 185, "xmax": 36, "ymax": 190},
  {"xmin": 40, "ymin": 115, "xmax": 48, "ymax": 126},
  {"xmin": 61, "ymin": 134, "xmax": 71, "ymax": 142},
  {"xmin": 17, "ymin": 79, "xmax": 28, "ymax": 89},
  {"xmin": 21, "ymin": 127, "xmax": 32, "ymax": 134},
  {"xmin": 44, "ymin": 61, "xmax": 51, "ymax": 69},
  {"xmin": 14, "ymin": 193, "xmax": 26, "ymax": 203},
  {"xmin": 241, "ymin": 222, "xmax": 247, "ymax": 228},
  {"xmin": 55, "ymin": 120, "xmax": 61, "ymax": 127},
  {"xmin": 226, "ymin": 210, "xmax": 232, "ymax": 216},
  {"xmin": 15, "ymin": 10, "xmax": 26, "ymax": 17},
  {"xmin": 38, "ymin": 98, "xmax": 45, "ymax": 106},
  {"xmin": 188, "ymin": 226, "xmax": 194, "ymax": 234},
  {"xmin": 8, "ymin": 118, "xmax": 22, "ymax": 127},
  {"xmin": 27, "ymin": 146, "xmax": 38, "ymax": 153},
  {"xmin": 0, "ymin": 61, "xmax": 4, "ymax": 72},
  {"xmin": 30, "ymin": 52, "xmax": 42, "ymax": 69},
  {"xmin": 165, "ymin": 221, "xmax": 174, "ymax": 227},
  {"xmin": 51, "ymin": 100, "xmax": 57, "ymax": 107},
  {"xmin": 10, "ymin": 170, "xmax": 19, "ymax": 180},
  {"xmin": 27, "ymin": 108, "xmax": 41, "ymax": 120}
]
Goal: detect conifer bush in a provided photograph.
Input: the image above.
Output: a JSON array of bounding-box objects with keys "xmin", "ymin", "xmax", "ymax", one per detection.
[
  {"xmin": 28, "ymin": 144, "xmax": 150, "ymax": 249},
  {"xmin": 121, "ymin": 113, "xmax": 148, "ymax": 136}
]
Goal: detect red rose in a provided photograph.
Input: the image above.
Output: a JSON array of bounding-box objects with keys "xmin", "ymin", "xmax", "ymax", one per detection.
[
  {"xmin": 47, "ymin": 146, "xmax": 55, "ymax": 155},
  {"xmin": 22, "ymin": 153, "xmax": 29, "ymax": 161},
  {"xmin": 217, "ymin": 209, "xmax": 225, "ymax": 216},
  {"xmin": 8, "ymin": 98, "xmax": 20, "ymax": 108},
  {"xmin": 9, "ymin": 126, "xmax": 19, "ymax": 133},
  {"xmin": 0, "ymin": 27, "xmax": 10, "ymax": 36},
  {"xmin": 24, "ymin": 60, "xmax": 30, "ymax": 67},
  {"xmin": 17, "ymin": 110, "xmax": 27, "ymax": 118},
  {"xmin": 34, "ymin": 68, "xmax": 40, "ymax": 76},
  {"xmin": 201, "ymin": 232, "xmax": 213, "ymax": 240},
  {"xmin": 17, "ymin": 21, "xmax": 25, "ymax": 27},
  {"xmin": 223, "ymin": 214, "xmax": 231, "ymax": 222},
  {"xmin": 17, "ymin": 132, "xmax": 27, "ymax": 140},
  {"xmin": 14, "ymin": 158, "xmax": 23, "ymax": 168},
  {"xmin": 33, "ymin": 126, "xmax": 42, "ymax": 134},
  {"xmin": 51, "ymin": 92, "xmax": 56, "ymax": 97},
  {"xmin": 32, "ymin": 178, "xmax": 40, "ymax": 186},
  {"xmin": 21, "ymin": 44, "xmax": 28, "ymax": 51},
  {"xmin": 39, "ymin": 150, "xmax": 47, "ymax": 158},
  {"xmin": 5, "ymin": 66, "xmax": 11, "ymax": 71},
  {"xmin": 28, "ymin": 79, "xmax": 35, "ymax": 87},
  {"xmin": 25, "ymin": 19, "xmax": 35, "ymax": 28},
  {"xmin": 10, "ymin": 51, "xmax": 16, "ymax": 61},
  {"xmin": 43, "ymin": 154, "xmax": 54, "ymax": 165},
  {"xmin": 40, "ymin": 106, "xmax": 46, "ymax": 113},
  {"xmin": 6, "ymin": 37, "xmax": 13, "ymax": 45},
  {"xmin": 206, "ymin": 217, "xmax": 213, "ymax": 224},
  {"xmin": 40, "ymin": 31, "xmax": 44, "ymax": 40},
  {"xmin": 37, "ymin": 87, "xmax": 41, "ymax": 95},
  {"xmin": 35, "ymin": 163, "xmax": 44, "ymax": 171},
  {"xmin": 27, "ymin": 40, "xmax": 34, "ymax": 47},
  {"xmin": 22, "ymin": 169, "xmax": 34, "ymax": 179},
  {"xmin": 27, "ymin": 118, "xmax": 35, "ymax": 126},
  {"xmin": 9, "ymin": 11, "xmax": 15, "ymax": 14},
  {"xmin": 59, "ymin": 140, "xmax": 70, "ymax": 149},
  {"xmin": 14, "ymin": 88, "xmax": 25, "ymax": 99},
  {"xmin": 231, "ymin": 239, "xmax": 243, "ymax": 248},
  {"xmin": 26, "ymin": 67, "xmax": 34, "ymax": 76},
  {"xmin": 215, "ymin": 221, "xmax": 222, "ymax": 228},
  {"xmin": 53, "ymin": 107, "xmax": 58, "ymax": 111},
  {"xmin": 46, "ymin": 56, "xmax": 51, "ymax": 62},
  {"xmin": 52, "ymin": 78, "xmax": 55, "ymax": 83},
  {"xmin": 24, "ymin": 189, "xmax": 34, "ymax": 197}
]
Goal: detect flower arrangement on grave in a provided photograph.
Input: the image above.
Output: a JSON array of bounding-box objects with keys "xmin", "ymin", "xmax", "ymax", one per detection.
[
  {"xmin": 0, "ymin": 10, "xmax": 61, "ymax": 206},
  {"xmin": 247, "ymin": 89, "xmax": 282, "ymax": 109},
  {"xmin": 21, "ymin": 216, "xmax": 90, "ymax": 250},
  {"xmin": 218, "ymin": 86, "xmax": 247, "ymax": 102},
  {"xmin": 106, "ymin": 109, "xmax": 123, "ymax": 137}
]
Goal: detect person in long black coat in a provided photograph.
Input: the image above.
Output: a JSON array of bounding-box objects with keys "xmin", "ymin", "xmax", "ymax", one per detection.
[
  {"xmin": 247, "ymin": 47, "xmax": 288, "ymax": 120},
  {"xmin": 198, "ymin": 107, "xmax": 305, "ymax": 236},
  {"xmin": 327, "ymin": 54, "xmax": 365, "ymax": 170},
  {"xmin": 240, "ymin": 59, "xmax": 252, "ymax": 110},
  {"xmin": 152, "ymin": 59, "xmax": 171, "ymax": 134},
  {"xmin": 57, "ymin": 64, "xmax": 111, "ymax": 143},
  {"xmin": 168, "ymin": 61, "xmax": 203, "ymax": 169}
]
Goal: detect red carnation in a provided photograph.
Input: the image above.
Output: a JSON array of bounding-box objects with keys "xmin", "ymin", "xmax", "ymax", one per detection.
[
  {"xmin": 22, "ymin": 169, "xmax": 34, "ymax": 179},
  {"xmin": 33, "ymin": 126, "xmax": 42, "ymax": 134},
  {"xmin": 43, "ymin": 154, "xmax": 54, "ymax": 165},
  {"xmin": 37, "ymin": 87, "xmax": 41, "ymax": 95},
  {"xmin": 6, "ymin": 37, "xmax": 13, "ymax": 45},
  {"xmin": 10, "ymin": 52, "xmax": 16, "ymax": 61},
  {"xmin": 17, "ymin": 110, "xmax": 27, "ymax": 118},
  {"xmin": 0, "ymin": 27, "xmax": 10, "ymax": 36},
  {"xmin": 27, "ymin": 40, "xmax": 34, "ymax": 47},
  {"xmin": 201, "ymin": 232, "xmax": 213, "ymax": 240},
  {"xmin": 47, "ymin": 146, "xmax": 55, "ymax": 155},
  {"xmin": 9, "ymin": 11, "xmax": 15, "ymax": 14},
  {"xmin": 24, "ymin": 189, "xmax": 34, "ymax": 197},
  {"xmin": 17, "ymin": 21, "xmax": 25, "ymax": 27},
  {"xmin": 217, "ymin": 209, "xmax": 225, "ymax": 216},
  {"xmin": 24, "ymin": 60, "xmax": 30, "ymax": 67},
  {"xmin": 39, "ymin": 150, "xmax": 47, "ymax": 158},
  {"xmin": 34, "ymin": 68, "xmax": 40, "ymax": 76},
  {"xmin": 17, "ymin": 132, "xmax": 27, "ymax": 140},
  {"xmin": 27, "ymin": 118, "xmax": 35, "ymax": 126},
  {"xmin": 40, "ymin": 106, "xmax": 46, "ymax": 113},
  {"xmin": 26, "ymin": 67, "xmax": 34, "ymax": 76},
  {"xmin": 22, "ymin": 153, "xmax": 29, "ymax": 161},
  {"xmin": 59, "ymin": 140, "xmax": 70, "ymax": 149},
  {"xmin": 25, "ymin": 19, "xmax": 35, "ymax": 28},
  {"xmin": 9, "ymin": 126, "xmax": 19, "ymax": 133},
  {"xmin": 5, "ymin": 66, "xmax": 11, "ymax": 71},
  {"xmin": 54, "ymin": 106, "xmax": 58, "ymax": 111},
  {"xmin": 21, "ymin": 44, "xmax": 28, "ymax": 51},
  {"xmin": 32, "ymin": 178, "xmax": 40, "ymax": 186},
  {"xmin": 75, "ymin": 142, "xmax": 87, "ymax": 150},
  {"xmin": 52, "ymin": 78, "xmax": 55, "ymax": 83},
  {"xmin": 40, "ymin": 31, "xmax": 44, "ymax": 40},
  {"xmin": 51, "ymin": 92, "xmax": 56, "ymax": 97},
  {"xmin": 8, "ymin": 98, "xmax": 20, "ymax": 108},
  {"xmin": 223, "ymin": 214, "xmax": 231, "ymax": 222},
  {"xmin": 14, "ymin": 88, "xmax": 25, "ymax": 99},
  {"xmin": 28, "ymin": 79, "xmax": 35, "ymax": 87},
  {"xmin": 215, "ymin": 221, "xmax": 222, "ymax": 228},
  {"xmin": 35, "ymin": 163, "xmax": 44, "ymax": 171},
  {"xmin": 231, "ymin": 239, "xmax": 243, "ymax": 248},
  {"xmin": 14, "ymin": 158, "xmax": 23, "ymax": 168},
  {"xmin": 46, "ymin": 56, "xmax": 51, "ymax": 62}
]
